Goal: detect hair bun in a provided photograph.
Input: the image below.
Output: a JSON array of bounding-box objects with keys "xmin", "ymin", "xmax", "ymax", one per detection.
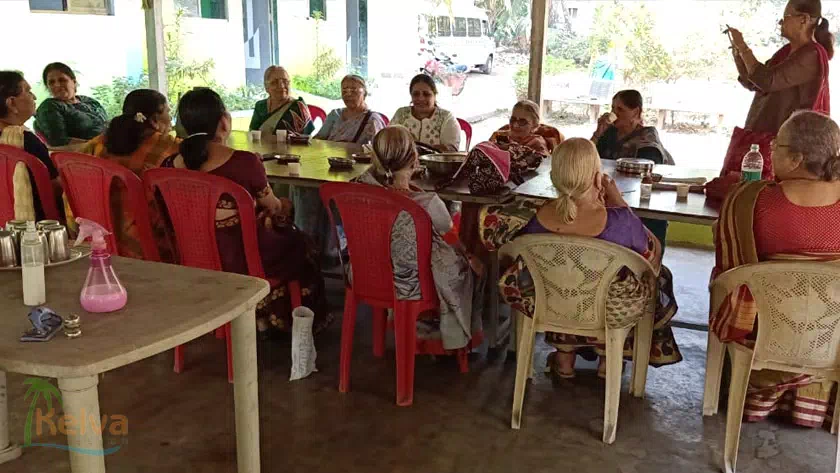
[{"xmin": 824, "ymin": 156, "xmax": 840, "ymax": 181}]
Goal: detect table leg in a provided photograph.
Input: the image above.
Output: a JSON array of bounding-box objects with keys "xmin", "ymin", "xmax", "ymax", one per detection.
[
  {"xmin": 231, "ymin": 308, "xmax": 260, "ymax": 473},
  {"xmin": 0, "ymin": 372, "xmax": 21, "ymax": 464},
  {"xmin": 57, "ymin": 376, "xmax": 105, "ymax": 473}
]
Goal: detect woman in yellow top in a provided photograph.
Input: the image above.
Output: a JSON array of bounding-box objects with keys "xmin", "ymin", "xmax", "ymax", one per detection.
[{"xmin": 79, "ymin": 89, "xmax": 180, "ymax": 260}]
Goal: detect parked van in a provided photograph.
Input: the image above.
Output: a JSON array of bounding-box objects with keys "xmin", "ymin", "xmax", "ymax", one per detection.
[{"xmin": 419, "ymin": 4, "xmax": 496, "ymax": 74}]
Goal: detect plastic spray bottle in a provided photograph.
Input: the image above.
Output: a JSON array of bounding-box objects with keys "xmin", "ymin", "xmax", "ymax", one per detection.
[{"xmin": 75, "ymin": 218, "xmax": 127, "ymax": 313}]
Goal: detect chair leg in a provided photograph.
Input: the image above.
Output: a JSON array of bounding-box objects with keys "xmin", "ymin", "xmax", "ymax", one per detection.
[
  {"xmin": 339, "ymin": 290, "xmax": 357, "ymax": 394},
  {"xmin": 630, "ymin": 311, "xmax": 654, "ymax": 398},
  {"xmin": 457, "ymin": 348, "xmax": 469, "ymax": 374},
  {"xmin": 703, "ymin": 331, "xmax": 727, "ymax": 416},
  {"xmin": 173, "ymin": 345, "xmax": 185, "ymax": 374},
  {"xmin": 603, "ymin": 327, "xmax": 630, "ymax": 444},
  {"xmin": 723, "ymin": 345, "xmax": 752, "ymax": 473},
  {"xmin": 393, "ymin": 302, "xmax": 418, "ymax": 407},
  {"xmin": 833, "ymin": 384, "xmax": 840, "ymax": 435},
  {"xmin": 225, "ymin": 323, "xmax": 233, "ymax": 384},
  {"xmin": 288, "ymin": 280, "xmax": 303, "ymax": 309},
  {"xmin": 511, "ymin": 313, "xmax": 535, "ymax": 429},
  {"xmin": 372, "ymin": 308, "xmax": 387, "ymax": 358}
]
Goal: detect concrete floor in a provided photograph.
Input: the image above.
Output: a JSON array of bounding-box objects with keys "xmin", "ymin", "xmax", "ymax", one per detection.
[{"xmin": 2, "ymin": 246, "xmax": 837, "ymax": 473}]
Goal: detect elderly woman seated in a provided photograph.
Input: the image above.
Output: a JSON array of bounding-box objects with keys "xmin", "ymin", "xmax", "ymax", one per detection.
[
  {"xmin": 78, "ymin": 89, "xmax": 180, "ymax": 260},
  {"xmin": 391, "ymin": 74, "xmax": 460, "ymax": 152},
  {"xmin": 34, "ymin": 62, "xmax": 108, "ymax": 147},
  {"xmin": 0, "ymin": 70, "xmax": 59, "ymax": 221},
  {"xmin": 249, "ymin": 65, "xmax": 315, "ymax": 136},
  {"xmin": 496, "ymin": 138, "xmax": 681, "ymax": 377},
  {"xmin": 296, "ymin": 75, "xmax": 388, "ymax": 257},
  {"xmin": 351, "ymin": 125, "xmax": 483, "ymax": 349},
  {"xmin": 490, "ymin": 99, "xmax": 564, "ymax": 154},
  {"xmin": 712, "ymin": 110, "xmax": 840, "ymax": 428},
  {"xmin": 315, "ymin": 74, "xmax": 387, "ymax": 144}
]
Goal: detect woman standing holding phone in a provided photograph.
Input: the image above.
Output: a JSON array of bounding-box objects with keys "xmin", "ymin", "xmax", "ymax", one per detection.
[{"xmin": 708, "ymin": 0, "xmax": 832, "ymax": 198}]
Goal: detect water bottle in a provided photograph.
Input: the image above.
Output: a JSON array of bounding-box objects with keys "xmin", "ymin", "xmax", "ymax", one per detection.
[
  {"xmin": 741, "ymin": 144, "xmax": 764, "ymax": 182},
  {"xmin": 21, "ymin": 221, "xmax": 46, "ymax": 306}
]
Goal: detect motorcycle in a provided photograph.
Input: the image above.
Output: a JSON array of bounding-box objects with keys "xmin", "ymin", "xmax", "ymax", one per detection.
[{"xmin": 420, "ymin": 44, "xmax": 468, "ymax": 96}]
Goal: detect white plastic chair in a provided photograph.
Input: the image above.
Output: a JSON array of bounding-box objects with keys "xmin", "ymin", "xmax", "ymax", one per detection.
[
  {"xmin": 702, "ymin": 261, "xmax": 840, "ymax": 473},
  {"xmin": 499, "ymin": 234, "xmax": 659, "ymax": 444}
]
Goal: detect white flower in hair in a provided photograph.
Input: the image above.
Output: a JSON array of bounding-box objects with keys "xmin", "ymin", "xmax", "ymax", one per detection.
[{"xmin": 134, "ymin": 112, "xmax": 147, "ymax": 123}]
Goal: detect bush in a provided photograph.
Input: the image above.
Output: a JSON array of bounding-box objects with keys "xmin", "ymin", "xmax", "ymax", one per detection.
[
  {"xmin": 217, "ymin": 83, "xmax": 266, "ymax": 111},
  {"xmin": 291, "ymin": 75, "xmax": 342, "ymax": 100},
  {"xmin": 513, "ymin": 56, "xmax": 576, "ymax": 100},
  {"xmin": 91, "ymin": 75, "xmax": 149, "ymax": 117},
  {"xmin": 547, "ymin": 28, "xmax": 591, "ymax": 67}
]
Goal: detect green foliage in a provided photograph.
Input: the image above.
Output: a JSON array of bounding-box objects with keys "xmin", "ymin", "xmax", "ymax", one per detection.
[
  {"xmin": 546, "ymin": 27, "xmax": 590, "ymax": 67},
  {"xmin": 91, "ymin": 74, "xmax": 150, "ymax": 117},
  {"xmin": 290, "ymin": 9, "xmax": 344, "ymax": 100},
  {"xmin": 589, "ymin": 3, "xmax": 673, "ymax": 85},
  {"xmin": 513, "ymin": 56, "xmax": 576, "ymax": 99},
  {"xmin": 479, "ymin": 0, "xmax": 530, "ymax": 49},
  {"xmin": 217, "ymin": 84, "xmax": 267, "ymax": 111},
  {"xmin": 164, "ymin": 9, "xmax": 216, "ymax": 105}
]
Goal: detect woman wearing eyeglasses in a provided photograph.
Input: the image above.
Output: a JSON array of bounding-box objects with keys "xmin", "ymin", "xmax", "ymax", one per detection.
[
  {"xmin": 249, "ymin": 66, "xmax": 315, "ymax": 136},
  {"xmin": 489, "ymin": 99, "xmax": 564, "ymax": 155},
  {"xmin": 706, "ymin": 0, "xmax": 831, "ymax": 199},
  {"xmin": 727, "ymin": 0, "xmax": 832, "ymax": 136}
]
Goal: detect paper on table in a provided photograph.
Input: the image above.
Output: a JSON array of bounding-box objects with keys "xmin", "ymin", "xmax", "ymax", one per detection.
[
  {"xmin": 658, "ymin": 176, "xmax": 707, "ymax": 185},
  {"xmin": 290, "ymin": 306, "xmax": 318, "ymax": 381}
]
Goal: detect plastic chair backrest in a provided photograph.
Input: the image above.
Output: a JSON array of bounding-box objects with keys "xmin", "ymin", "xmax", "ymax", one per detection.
[
  {"xmin": 457, "ymin": 118, "xmax": 472, "ymax": 151},
  {"xmin": 53, "ymin": 152, "xmax": 160, "ymax": 261},
  {"xmin": 308, "ymin": 105, "xmax": 327, "ymax": 128},
  {"xmin": 500, "ymin": 234, "xmax": 653, "ymax": 331},
  {"xmin": 319, "ymin": 182, "xmax": 436, "ymax": 308},
  {"xmin": 0, "ymin": 144, "xmax": 59, "ymax": 223},
  {"xmin": 712, "ymin": 261, "xmax": 840, "ymax": 372},
  {"xmin": 380, "ymin": 113, "xmax": 390, "ymax": 126},
  {"xmin": 143, "ymin": 168, "xmax": 265, "ymax": 278}
]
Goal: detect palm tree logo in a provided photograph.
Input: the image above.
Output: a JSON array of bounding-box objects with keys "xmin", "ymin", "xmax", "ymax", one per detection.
[{"xmin": 23, "ymin": 378, "xmax": 62, "ymax": 447}]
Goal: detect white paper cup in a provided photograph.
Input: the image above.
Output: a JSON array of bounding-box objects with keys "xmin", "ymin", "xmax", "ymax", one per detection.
[
  {"xmin": 640, "ymin": 183, "xmax": 652, "ymax": 200},
  {"xmin": 249, "ymin": 130, "xmax": 261, "ymax": 142},
  {"xmin": 288, "ymin": 162, "xmax": 301, "ymax": 175},
  {"xmin": 276, "ymin": 130, "xmax": 288, "ymax": 143},
  {"xmin": 676, "ymin": 184, "xmax": 690, "ymax": 199}
]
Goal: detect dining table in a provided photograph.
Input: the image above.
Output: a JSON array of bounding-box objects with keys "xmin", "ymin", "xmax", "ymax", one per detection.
[
  {"xmin": 514, "ymin": 159, "xmax": 722, "ymax": 226},
  {"xmin": 0, "ymin": 256, "xmax": 269, "ymax": 473},
  {"xmin": 227, "ymin": 131, "xmax": 515, "ymax": 205}
]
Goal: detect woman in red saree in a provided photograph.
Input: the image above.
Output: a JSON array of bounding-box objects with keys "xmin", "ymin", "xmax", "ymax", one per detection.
[
  {"xmin": 708, "ymin": 0, "xmax": 832, "ymax": 196},
  {"xmin": 712, "ymin": 111, "xmax": 840, "ymax": 427}
]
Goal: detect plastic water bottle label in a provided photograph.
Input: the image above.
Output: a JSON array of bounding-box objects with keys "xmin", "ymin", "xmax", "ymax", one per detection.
[{"xmin": 742, "ymin": 170, "xmax": 762, "ymax": 182}]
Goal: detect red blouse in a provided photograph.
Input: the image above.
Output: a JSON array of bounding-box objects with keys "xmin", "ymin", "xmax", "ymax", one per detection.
[{"xmin": 753, "ymin": 185, "xmax": 840, "ymax": 257}]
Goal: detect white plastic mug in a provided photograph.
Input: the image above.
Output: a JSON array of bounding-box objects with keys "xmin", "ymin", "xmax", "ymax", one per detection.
[
  {"xmin": 249, "ymin": 130, "xmax": 261, "ymax": 142},
  {"xmin": 276, "ymin": 130, "xmax": 288, "ymax": 143},
  {"xmin": 676, "ymin": 184, "xmax": 690, "ymax": 200},
  {"xmin": 288, "ymin": 162, "xmax": 301, "ymax": 175}
]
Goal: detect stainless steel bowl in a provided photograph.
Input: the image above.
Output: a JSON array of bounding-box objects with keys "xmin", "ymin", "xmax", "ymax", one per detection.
[{"xmin": 419, "ymin": 153, "xmax": 467, "ymax": 177}]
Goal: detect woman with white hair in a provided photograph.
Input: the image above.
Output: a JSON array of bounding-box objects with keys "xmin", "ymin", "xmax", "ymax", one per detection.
[
  {"xmin": 499, "ymin": 138, "xmax": 681, "ymax": 378},
  {"xmin": 315, "ymin": 74, "xmax": 386, "ymax": 143},
  {"xmin": 249, "ymin": 65, "xmax": 314, "ymax": 135}
]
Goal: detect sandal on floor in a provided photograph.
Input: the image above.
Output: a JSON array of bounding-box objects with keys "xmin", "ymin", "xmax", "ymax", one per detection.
[{"xmin": 546, "ymin": 351, "xmax": 576, "ymax": 379}]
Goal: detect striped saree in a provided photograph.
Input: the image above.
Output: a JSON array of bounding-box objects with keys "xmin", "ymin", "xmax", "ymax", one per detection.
[{"xmin": 712, "ymin": 180, "xmax": 840, "ymax": 427}]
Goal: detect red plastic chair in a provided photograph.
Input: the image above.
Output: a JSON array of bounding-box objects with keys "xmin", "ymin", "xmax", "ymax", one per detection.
[
  {"xmin": 0, "ymin": 144, "xmax": 60, "ymax": 224},
  {"xmin": 308, "ymin": 104, "xmax": 327, "ymax": 129},
  {"xmin": 457, "ymin": 118, "xmax": 472, "ymax": 151},
  {"xmin": 380, "ymin": 113, "xmax": 390, "ymax": 126},
  {"xmin": 144, "ymin": 167, "xmax": 302, "ymax": 383},
  {"xmin": 53, "ymin": 152, "xmax": 160, "ymax": 261},
  {"xmin": 320, "ymin": 182, "xmax": 475, "ymax": 406}
]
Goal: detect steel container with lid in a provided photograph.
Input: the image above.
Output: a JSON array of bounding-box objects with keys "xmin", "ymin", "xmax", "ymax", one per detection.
[{"xmin": 615, "ymin": 158, "xmax": 655, "ymax": 176}]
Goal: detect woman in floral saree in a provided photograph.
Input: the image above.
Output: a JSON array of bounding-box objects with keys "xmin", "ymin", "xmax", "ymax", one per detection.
[{"xmin": 494, "ymin": 138, "xmax": 681, "ymax": 377}]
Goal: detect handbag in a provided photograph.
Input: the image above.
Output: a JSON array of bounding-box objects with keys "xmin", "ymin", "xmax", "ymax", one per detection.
[{"xmin": 447, "ymin": 142, "xmax": 545, "ymax": 195}]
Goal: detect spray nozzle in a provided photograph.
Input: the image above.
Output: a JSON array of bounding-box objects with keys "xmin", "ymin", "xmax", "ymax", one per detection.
[{"xmin": 74, "ymin": 218, "xmax": 111, "ymax": 251}]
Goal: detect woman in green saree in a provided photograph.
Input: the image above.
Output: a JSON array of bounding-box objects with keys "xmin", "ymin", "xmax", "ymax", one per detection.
[{"xmin": 249, "ymin": 66, "xmax": 315, "ymax": 136}]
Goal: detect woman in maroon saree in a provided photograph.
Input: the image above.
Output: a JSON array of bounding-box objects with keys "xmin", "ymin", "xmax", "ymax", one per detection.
[
  {"xmin": 708, "ymin": 0, "xmax": 832, "ymax": 196},
  {"xmin": 161, "ymin": 88, "xmax": 330, "ymax": 338}
]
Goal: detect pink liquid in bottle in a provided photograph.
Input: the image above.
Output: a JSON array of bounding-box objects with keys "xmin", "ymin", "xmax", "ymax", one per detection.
[
  {"xmin": 76, "ymin": 218, "xmax": 128, "ymax": 313},
  {"xmin": 80, "ymin": 284, "xmax": 128, "ymax": 313}
]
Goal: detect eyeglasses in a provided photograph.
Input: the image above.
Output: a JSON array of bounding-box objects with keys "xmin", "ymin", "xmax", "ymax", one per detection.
[
  {"xmin": 778, "ymin": 13, "xmax": 806, "ymax": 25},
  {"xmin": 509, "ymin": 117, "xmax": 531, "ymax": 127}
]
